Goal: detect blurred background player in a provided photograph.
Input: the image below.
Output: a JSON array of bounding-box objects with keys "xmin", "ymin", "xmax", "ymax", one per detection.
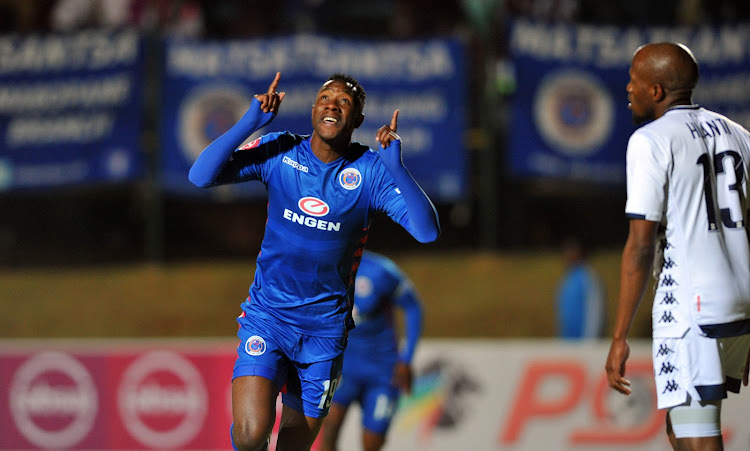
[
  {"xmin": 189, "ymin": 73, "xmax": 440, "ymax": 451},
  {"xmin": 556, "ymin": 236, "xmax": 606, "ymax": 339},
  {"xmin": 605, "ymin": 42, "xmax": 750, "ymax": 451},
  {"xmin": 320, "ymin": 250, "xmax": 423, "ymax": 451}
]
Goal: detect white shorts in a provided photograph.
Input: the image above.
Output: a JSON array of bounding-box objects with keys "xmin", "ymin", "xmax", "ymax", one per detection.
[{"xmin": 652, "ymin": 329, "xmax": 750, "ymax": 410}]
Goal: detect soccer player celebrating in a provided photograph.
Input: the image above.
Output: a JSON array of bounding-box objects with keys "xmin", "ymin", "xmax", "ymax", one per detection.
[
  {"xmin": 319, "ymin": 250, "xmax": 423, "ymax": 451},
  {"xmin": 605, "ymin": 42, "xmax": 750, "ymax": 451},
  {"xmin": 189, "ymin": 73, "xmax": 440, "ymax": 451}
]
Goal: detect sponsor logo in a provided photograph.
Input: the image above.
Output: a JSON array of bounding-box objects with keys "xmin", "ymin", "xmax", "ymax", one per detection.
[
  {"xmin": 283, "ymin": 209, "xmax": 341, "ymax": 232},
  {"xmin": 9, "ymin": 351, "xmax": 98, "ymax": 449},
  {"xmin": 533, "ymin": 69, "xmax": 613, "ymax": 156},
  {"xmin": 338, "ymin": 167, "xmax": 362, "ymax": 190},
  {"xmin": 283, "ymin": 156, "xmax": 309, "ymax": 172},
  {"xmin": 239, "ymin": 137, "xmax": 261, "ymax": 150},
  {"xmin": 298, "ymin": 197, "xmax": 330, "ymax": 217},
  {"xmin": 246, "ymin": 336, "xmax": 266, "ymax": 356},
  {"xmin": 118, "ymin": 351, "xmax": 208, "ymax": 449}
]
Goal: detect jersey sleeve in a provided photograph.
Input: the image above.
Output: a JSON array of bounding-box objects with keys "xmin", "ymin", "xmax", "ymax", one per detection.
[
  {"xmin": 624, "ymin": 130, "xmax": 669, "ymax": 222},
  {"xmin": 380, "ymin": 257, "xmax": 423, "ymax": 363},
  {"xmin": 188, "ymin": 97, "xmax": 277, "ymax": 188},
  {"xmin": 211, "ymin": 132, "xmax": 293, "ymax": 185},
  {"xmin": 368, "ymin": 152, "xmax": 440, "ymax": 242}
]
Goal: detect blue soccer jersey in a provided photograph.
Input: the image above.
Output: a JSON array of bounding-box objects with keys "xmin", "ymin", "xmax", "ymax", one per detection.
[
  {"xmin": 332, "ymin": 251, "xmax": 422, "ymax": 432},
  {"xmin": 189, "ymin": 97, "xmax": 438, "ymax": 338},
  {"xmin": 229, "ymin": 132, "xmax": 411, "ymax": 337},
  {"xmin": 345, "ymin": 251, "xmax": 422, "ymax": 373}
]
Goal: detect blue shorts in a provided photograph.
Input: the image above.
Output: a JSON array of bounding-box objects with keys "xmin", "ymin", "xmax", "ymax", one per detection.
[
  {"xmin": 233, "ymin": 311, "xmax": 346, "ymax": 418},
  {"xmin": 332, "ymin": 360, "xmax": 400, "ymax": 434}
]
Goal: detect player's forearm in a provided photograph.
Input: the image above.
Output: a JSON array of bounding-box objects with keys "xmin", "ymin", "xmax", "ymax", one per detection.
[
  {"xmin": 399, "ymin": 295, "xmax": 423, "ymax": 362},
  {"xmin": 612, "ymin": 237, "xmax": 654, "ymax": 341},
  {"xmin": 189, "ymin": 98, "xmax": 273, "ymax": 187},
  {"xmin": 388, "ymin": 167, "xmax": 440, "ymax": 243}
]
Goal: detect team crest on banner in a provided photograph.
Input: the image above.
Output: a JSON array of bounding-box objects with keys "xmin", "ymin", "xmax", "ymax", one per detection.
[
  {"xmin": 533, "ymin": 70, "xmax": 614, "ymax": 156},
  {"xmin": 178, "ymin": 85, "xmax": 251, "ymax": 163},
  {"xmin": 338, "ymin": 168, "xmax": 362, "ymax": 190}
]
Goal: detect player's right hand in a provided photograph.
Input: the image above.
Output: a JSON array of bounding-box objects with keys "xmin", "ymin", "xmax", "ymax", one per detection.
[
  {"xmin": 393, "ymin": 361, "xmax": 413, "ymax": 395},
  {"xmin": 253, "ymin": 72, "xmax": 285, "ymax": 114},
  {"xmin": 605, "ymin": 338, "xmax": 632, "ymax": 395}
]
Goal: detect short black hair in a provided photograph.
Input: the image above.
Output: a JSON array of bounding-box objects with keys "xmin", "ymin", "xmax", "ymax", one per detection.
[{"xmin": 325, "ymin": 73, "xmax": 366, "ymax": 115}]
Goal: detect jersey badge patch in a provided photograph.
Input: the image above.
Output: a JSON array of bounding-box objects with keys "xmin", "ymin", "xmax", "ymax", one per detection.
[
  {"xmin": 245, "ymin": 336, "xmax": 266, "ymax": 356},
  {"xmin": 239, "ymin": 138, "xmax": 261, "ymax": 150},
  {"xmin": 339, "ymin": 168, "xmax": 362, "ymax": 190}
]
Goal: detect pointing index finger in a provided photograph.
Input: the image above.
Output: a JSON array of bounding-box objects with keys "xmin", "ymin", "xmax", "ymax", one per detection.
[
  {"xmin": 390, "ymin": 109, "xmax": 399, "ymax": 132},
  {"xmin": 268, "ymin": 72, "xmax": 281, "ymax": 94}
]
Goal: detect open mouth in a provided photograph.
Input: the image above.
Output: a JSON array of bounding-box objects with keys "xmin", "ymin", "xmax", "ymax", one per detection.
[{"xmin": 322, "ymin": 116, "xmax": 339, "ymax": 124}]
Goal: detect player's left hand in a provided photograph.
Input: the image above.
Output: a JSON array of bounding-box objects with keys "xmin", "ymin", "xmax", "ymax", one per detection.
[
  {"xmin": 605, "ymin": 338, "xmax": 632, "ymax": 395},
  {"xmin": 375, "ymin": 110, "xmax": 404, "ymax": 169},
  {"xmin": 393, "ymin": 361, "xmax": 413, "ymax": 395}
]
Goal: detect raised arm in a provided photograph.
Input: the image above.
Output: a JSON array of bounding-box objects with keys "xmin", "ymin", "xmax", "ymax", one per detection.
[
  {"xmin": 375, "ymin": 110, "xmax": 441, "ymax": 243},
  {"xmin": 188, "ymin": 72, "xmax": 286, "ymax": 188}
]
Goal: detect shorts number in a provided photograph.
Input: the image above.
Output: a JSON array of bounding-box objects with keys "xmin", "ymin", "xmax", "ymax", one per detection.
[
  {"xmin": 317, "ymin": 377, "xmax": 340, "ymax": 409},
  {"xmin": 373, "ymin": 394, "xmax": 395, "ymax": 420},
  {"xmin": 697, "ymin": 150, "xmax": 746, "ymax": 230}
]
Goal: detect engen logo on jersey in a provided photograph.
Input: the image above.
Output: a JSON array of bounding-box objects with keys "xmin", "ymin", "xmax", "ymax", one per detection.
[
  {"xmin": 9, "ymin": 351, "xmax": 98, "ymax": 449},
  {"xmin": 283, "ymin": 196, "xmax": 341, "ymax": 231},
  {"xmin": 298, "ymin": 196, "xmax": 329, "ymax": 217},
  {"xmin": 339, "ymin": 168, "xmax": 362, "ymax": 190},
  {"xmin": 118, "ymin": 351, "xmax": 208, "ymax": 449}
]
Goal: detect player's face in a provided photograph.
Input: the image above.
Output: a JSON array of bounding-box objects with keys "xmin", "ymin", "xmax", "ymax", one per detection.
[
  {"xmin": 311, "ymin": 80, "xmax": 363, "ymax": 142},
  {"xmin": 626, "ymin": 63, "xmax": 655, "ymax": 125}
]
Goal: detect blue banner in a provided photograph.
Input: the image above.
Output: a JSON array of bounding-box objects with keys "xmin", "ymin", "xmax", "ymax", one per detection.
[
  {"xmin": 0, "ymin": 31, "xmax": 144, "ymax": 191},
  {"xmin": 161, "ymin": 35, "xmax": 467, "ymax": 201},
  {"xmin": 509, "ymin": 21, "xmax": 750, "ymax": 183}
]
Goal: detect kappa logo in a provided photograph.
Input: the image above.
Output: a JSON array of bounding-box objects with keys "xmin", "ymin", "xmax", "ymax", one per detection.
[
  {"xmin": 656, "ymin": 343, "xmax": 674, "ymax": 357},
  {"xmin": 659, "ymin": 311, "xmax": 677, "ymax": 324},
  {"xmin": 662, "ymin": 380, "xmax": 680, "ymax": 393},
  {"xmin": 246, "ymin": 336, "xmax": 266, "ymax": 356},
  {"xmin": 298, "ymin": 197, "xmax": 330, "ymax": 217},
  {"xmin": 661, "ymin": 275, "xmax": 678, "ymax": 287},
  {"xmin": 283, "ymin": 155, "xmax": 309, "ymax": 172},
  {"xmin": 660, "ymin": 293, "xmax": 678, "ymax": 305},
  {"xmin": 338, "ymin": 168, "xmax": 362, "ymax": 190},
  {"xmin": 659, "ymin": 362, "xmax": 677, "ymax": 375}
]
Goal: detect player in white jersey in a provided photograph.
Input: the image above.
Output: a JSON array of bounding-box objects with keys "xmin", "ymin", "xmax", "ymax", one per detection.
[{"xmin": 605, "ymin": 42, "xmax": 750, "ymax": 451}]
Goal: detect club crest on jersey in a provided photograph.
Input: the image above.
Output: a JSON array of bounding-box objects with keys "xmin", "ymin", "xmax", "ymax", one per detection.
[
  {"xmin": 338, "ymin": 168, "xmax": 362, "ymax": 190},
  {"xmin": 245, "ymin": 336, "xmax": 266, "ymax": 356},
  {"xmin": 298, "ymin": 197, "xmax": 330, "ymax": 217}
]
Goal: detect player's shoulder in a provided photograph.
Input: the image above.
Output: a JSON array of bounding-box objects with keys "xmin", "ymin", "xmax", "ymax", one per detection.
[{"xmin": 343, "ymin": 141, "xmax": 378, "ymax": 165}]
